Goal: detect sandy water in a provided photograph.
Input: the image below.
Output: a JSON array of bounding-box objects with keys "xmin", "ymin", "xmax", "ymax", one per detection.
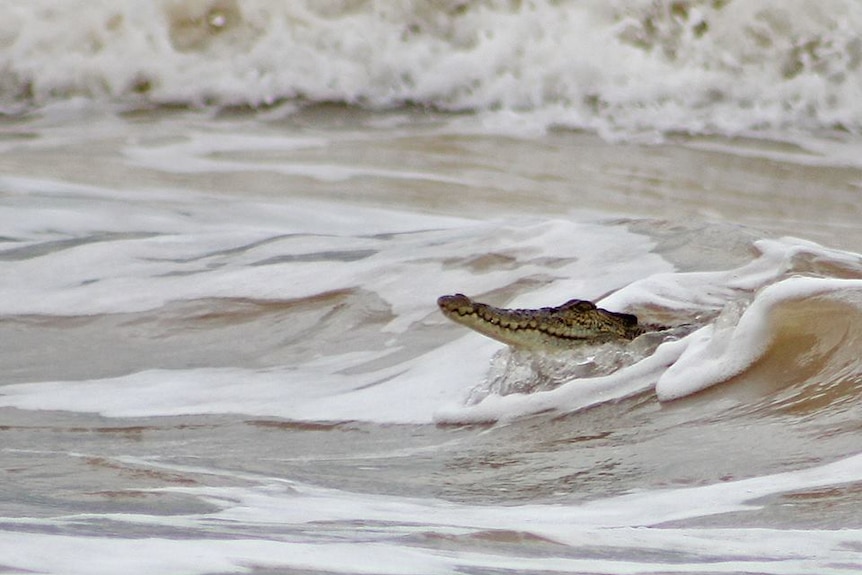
[{"xmin": 1, "ymin": 105, "xmax": 862, "ymax": 574}]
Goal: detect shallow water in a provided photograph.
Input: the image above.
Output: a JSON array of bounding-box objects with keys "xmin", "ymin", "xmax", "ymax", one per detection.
[{"xmin": 1, "ymin": 105, "xmax": 862, "ymax": 574}]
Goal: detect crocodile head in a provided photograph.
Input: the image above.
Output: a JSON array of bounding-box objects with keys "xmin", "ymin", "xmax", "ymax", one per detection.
[{"xmin": 437, "ymin": 293, "xmax": 648, "ymax": 350}]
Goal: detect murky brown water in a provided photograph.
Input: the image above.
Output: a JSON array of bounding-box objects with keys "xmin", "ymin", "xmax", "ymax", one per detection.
[{"xmin": 1, "ymin": 106, "xmax": 861, "ymax": 573}]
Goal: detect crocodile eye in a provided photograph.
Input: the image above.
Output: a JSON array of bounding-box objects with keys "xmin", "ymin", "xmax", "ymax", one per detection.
[{"xmin": 613, "ymin": 312, "xmax": 639, "ymax": 327}]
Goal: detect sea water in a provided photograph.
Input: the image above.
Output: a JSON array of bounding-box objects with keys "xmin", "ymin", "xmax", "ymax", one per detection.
[{"xmin": 2, "ymin": 2, "xmax": 862, "ymax": 574}]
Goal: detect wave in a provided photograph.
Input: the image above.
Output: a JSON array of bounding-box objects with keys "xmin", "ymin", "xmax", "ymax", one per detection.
[
  {"xmin": 4, "ymin": 0, "xmax": 862, "ymax": 137},
  {"xmin": 437, "ymin": 241, "xmax": 862, "ymax": 424},
  {"xmin": 656, "ymin": 276, "xmax": 862, "ymax": 401},
  {"xmin": 2, "ymin": 204, "xmax": 860, "ymax": 425}
]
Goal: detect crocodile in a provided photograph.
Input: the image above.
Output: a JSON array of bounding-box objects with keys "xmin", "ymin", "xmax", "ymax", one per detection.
[{"xmin": 437, "ymin": 293, "xmax": 663, "ymax": 351}]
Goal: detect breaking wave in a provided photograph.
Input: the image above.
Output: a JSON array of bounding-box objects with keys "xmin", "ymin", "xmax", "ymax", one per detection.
[
  {"xmin": 4, "ymin": 0, "xmax": 862, "ymax": 136},
  {"xmin": 437, "ymin": 242, "xmax": 862, "ymax": 424}
]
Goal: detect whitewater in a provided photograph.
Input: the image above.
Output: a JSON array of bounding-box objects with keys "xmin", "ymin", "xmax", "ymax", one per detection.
[
  {"xmin": 4, "ymin": 0, "xmax": 862, "ymax": 137},
  {"xmin": 1, "ymin": 1, "xmax": 862, "ymax": 574}
]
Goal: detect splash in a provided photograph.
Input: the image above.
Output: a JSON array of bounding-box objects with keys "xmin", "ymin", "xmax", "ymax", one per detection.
[{"xmin": 464, "ymin": 325, "xmax": 689, "ymax": 404}]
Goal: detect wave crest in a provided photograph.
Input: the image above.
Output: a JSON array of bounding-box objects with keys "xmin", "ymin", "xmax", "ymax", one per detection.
[{"xmin": 656, "ymin": 277, "xmax": 862, "ymax": 401}]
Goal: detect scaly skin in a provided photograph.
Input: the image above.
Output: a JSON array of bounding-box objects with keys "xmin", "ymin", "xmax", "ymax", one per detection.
[{"xmin": 437, "ymin": 293, "xmax": 656, "ymax": 350}]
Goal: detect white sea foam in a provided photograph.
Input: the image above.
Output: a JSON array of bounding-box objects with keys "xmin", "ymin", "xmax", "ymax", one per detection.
[
  {"xmin": 4, "ymin": 1, "xmax": 862, "ymax": 139},
  {"xmin": 0, "ymin": 176, "xmax": 662, "ymax": 323},
  {"xmin": 3, "ymin": 529, "xmax": 859, "ymax": 575},
  {"xmin": 167, "ymin": 449, "xmax": 862, "ymax": 529},
  {"xmin": 0, "ymin": 175, "xmax": 474, "ymax": 316},
  {"xmin": 2, "ymin": 452, "xmax": 862, "ymax": 574}
]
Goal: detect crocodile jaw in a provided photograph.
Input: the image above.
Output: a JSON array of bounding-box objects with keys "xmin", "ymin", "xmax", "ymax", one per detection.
[{"xmin": 437, "ymin": 293, "xmax": 642, "ymax": 351}]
